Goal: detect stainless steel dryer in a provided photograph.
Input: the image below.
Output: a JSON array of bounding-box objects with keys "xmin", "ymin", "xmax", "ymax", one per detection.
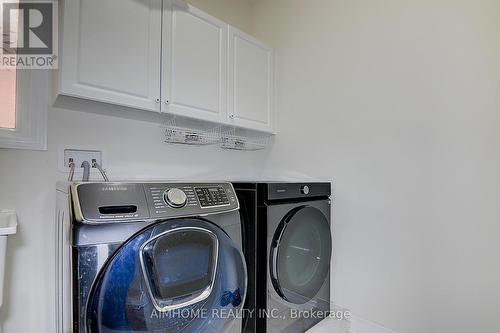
[
  {"xmin": 56, "ymin": 182, "xmax": 247, "ymax": 333},
  {"xmin": 234, "ymin": 182, "xmax": 332, "ymax": 333}
]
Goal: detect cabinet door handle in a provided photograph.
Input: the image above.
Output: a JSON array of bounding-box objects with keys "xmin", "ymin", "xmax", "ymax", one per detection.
[
  {"xmin": 229, "ymin": 114, "xmax": 235, "ymax": 119},
  {"xmin": 155, "ymin": 98, "xmax": 161, "ymax": 103}
]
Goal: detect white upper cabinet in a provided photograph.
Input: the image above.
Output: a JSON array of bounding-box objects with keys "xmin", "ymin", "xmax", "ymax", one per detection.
[
  {"xmin": 162, "ymin": 1, "xmax": 227, "ymax": 123},
  {"xmin": 228, "ymin": 27, "xmax": 275, "ymax": 133},
  {"xmin": 58, "ymin": 0, "xmax": 275, "ymax": 133},
  {"xmin": 59, "ymin": 0, "xmax": 162, "ymax": 112}
]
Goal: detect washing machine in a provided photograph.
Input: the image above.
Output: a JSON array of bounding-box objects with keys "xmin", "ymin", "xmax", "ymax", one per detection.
[
  {"xmin": 234, "ymin": 182, "xmax": 332, "ymax": 333},
  {"xmin": 56, "ymin": 181, "xmax": 247, "ymax": 333}
]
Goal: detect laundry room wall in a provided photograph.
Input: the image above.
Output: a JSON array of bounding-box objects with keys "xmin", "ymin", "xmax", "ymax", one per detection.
[
  {"xmin": 0, "ymin": 1, "xmax": 264, "ymax": 332},
  {"xmin": 251, "ymin": 1, "xmax": 500, "ymax": 333},
  {"xmin": 187, "ymin": 0, "xmax": 255, "ymax": 33}
]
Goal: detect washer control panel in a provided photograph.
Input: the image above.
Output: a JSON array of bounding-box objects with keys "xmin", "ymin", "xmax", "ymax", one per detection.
[
  {"xmin": 73, "ymin": 182, "xmax": 239, "ymax": 223},
  {"xmin": 145, "ymin": 182, "xmax": 238, "ymax": 218}
]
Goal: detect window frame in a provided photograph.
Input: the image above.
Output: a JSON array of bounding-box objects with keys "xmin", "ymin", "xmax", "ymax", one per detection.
[
  {"xmin": 0, "ymin": 66, "xmax": 48, "ymax": 150},
  {"xmin": 0, "ymin": 0, "xmax": 48, "ymax": 151}
]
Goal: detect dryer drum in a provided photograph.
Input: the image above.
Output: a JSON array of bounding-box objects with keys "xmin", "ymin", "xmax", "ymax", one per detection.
[{"xmin": 270, "ymin": 206, "xmax": 332, "ymax": 304}]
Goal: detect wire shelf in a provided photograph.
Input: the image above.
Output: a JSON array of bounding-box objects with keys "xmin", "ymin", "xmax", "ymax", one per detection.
[
  {"xmin": 220, "ymin": 128, "xmax": 270, "ymax": 151},
  {"xmin": 164, "ymin": 118, "xmax": 221, "ymax": 146}
]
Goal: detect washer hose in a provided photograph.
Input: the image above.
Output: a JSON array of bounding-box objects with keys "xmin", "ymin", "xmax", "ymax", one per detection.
[
  {"xmin": 92, "ymin": 160, "xmax": 109, "ymax": 182},
  {"xmin": 81, "ymin": 160, "xmax": 90, "ymax": 182},
  {"xmin": 68, "ymin": 160, "xmax": 75, "ymax": 181}
]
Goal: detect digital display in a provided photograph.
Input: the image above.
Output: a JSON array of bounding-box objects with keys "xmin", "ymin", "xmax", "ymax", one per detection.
[{"xmin": 195, "ymin": 187, "xmax": 230, "ymax": 207}]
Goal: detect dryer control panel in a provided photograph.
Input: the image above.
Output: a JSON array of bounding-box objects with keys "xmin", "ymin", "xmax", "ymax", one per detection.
[{"xmin": 72, "ymin": 182, "xmax": 239, "ymax": 223}]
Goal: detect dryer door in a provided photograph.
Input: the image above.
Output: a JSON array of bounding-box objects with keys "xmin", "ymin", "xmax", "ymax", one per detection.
[
  {"xmin": 86, "ymin": 218, "xmax": 246, "ymax": 333},
  {"xmin": 270, "ymin": 206, "xmax": 332, "ymax": 304}
]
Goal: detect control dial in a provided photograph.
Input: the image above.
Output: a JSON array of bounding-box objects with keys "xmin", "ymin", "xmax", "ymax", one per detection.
[
  {"xmin": 163, "ymin": 188, "xmax": 187, "ymax": 208},
  {"xmin": 300, "ymin": 185, "xmax": 310, "ymax": 195}
]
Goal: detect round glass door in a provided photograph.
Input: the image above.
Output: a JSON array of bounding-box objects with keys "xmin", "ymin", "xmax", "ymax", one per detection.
[
  {"xmin": 87, "ymin": 218, "xmax": 246, "ymax": 333},
  {"xmin": 270, "ymin": 206, "xmax": 332, "ymax": 304}
]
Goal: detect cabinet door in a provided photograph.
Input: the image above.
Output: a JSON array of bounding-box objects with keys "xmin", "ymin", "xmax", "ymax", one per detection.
[
  {"xmin": 59, "ymin": 0, "xmax": 162, "ymax": 112},
  {"xmin": 162, "ymin": 1, "xmax": 227, "ymax": 123},
  {"xmin": 228, "ymin": 27, "xmax": 274, "ymax": 133}
]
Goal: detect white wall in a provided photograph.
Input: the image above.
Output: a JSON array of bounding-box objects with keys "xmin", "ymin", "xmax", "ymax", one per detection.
[
  {"xmin": 0, "ymin": 1, "xmax": 265, "ymax": 332},
  {"xmin": 187, "ymin": 0, "xmax": 255, "ymax": 33},
  {"xmin": 252, "ymin": 1, "xmax": 500, "ymax": 333}
]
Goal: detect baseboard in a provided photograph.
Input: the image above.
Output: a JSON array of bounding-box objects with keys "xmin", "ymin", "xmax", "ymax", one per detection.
[{"xmin": 349, "ymin": 316, "xmax": 400, "ymax": 333}]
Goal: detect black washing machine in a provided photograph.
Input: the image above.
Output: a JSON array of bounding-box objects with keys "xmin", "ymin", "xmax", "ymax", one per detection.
[{"xmin": 234, "ymin": 182, "xmax": 332, "ymax": 333}]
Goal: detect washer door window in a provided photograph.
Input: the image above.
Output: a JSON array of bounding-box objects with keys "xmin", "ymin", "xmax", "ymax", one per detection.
[
  {"xmin": 87, "ymin": 218, "xmax": 246, "ymax": 333},
  {"xmin": 140, "ymin": 228, "xmax": 218, "ymax": 312},
  {"xmin": 270, "ymin": 206, "xmax": 332, "ymax": 304}
]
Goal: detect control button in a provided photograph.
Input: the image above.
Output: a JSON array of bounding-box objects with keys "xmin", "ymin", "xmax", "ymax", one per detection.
[
  {"xmin": 300, "ymin": 185, "xmax": 310, "ymax": 195},
  {"xmin": 163, "ymin": 188, "xmax": 187, "ymax": 208}
]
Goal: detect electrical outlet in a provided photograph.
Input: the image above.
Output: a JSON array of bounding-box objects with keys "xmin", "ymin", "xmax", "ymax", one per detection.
[{"xmin": 63, "ymin": 149, "xmax": 103, "ymax": 170}]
